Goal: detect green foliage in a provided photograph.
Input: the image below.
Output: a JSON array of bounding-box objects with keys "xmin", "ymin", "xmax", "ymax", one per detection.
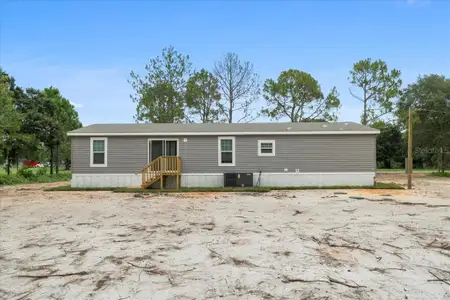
[
  {"xmin": 0, "ymin": 70, "xmax": 21, "ymax": 155},
  {"xmin": 349, "ymin": 58, "xmax": 402, "ymax": 125},
  {"xmin": 375, "ymin": 122, "xmax": 405, "ymax": 168},
  {"xmin": 0, "ymin": 175, "xmax": 25, "ymax": 185},
  {"xmin": 36, "ymin": 167, "xmax": 48, "ymax": 176},
  {"xmin": 42, "ymin": 87, "xmax": 82, "ymax": 172},
  {"xmin": 430, "ymin": 172, "xmax": 450, "ymax": 177},
  {"xmin": 0, "ymin": 171, "xmax": 72, "ymax": 186},
  {"xmin": 398, "ymin": 74, "xmax": 450, "ymax": 171},
  {"xmin": 213, "ymin": 52, "xmax": 259, "ymax": 123},
  {"xmin": 262, "ymin": 69, "xmax": 340, "ymax": 122},
  {"xmin": 129, "ymin": 46, "xmax": 192, "ymax": 123},
  {"xmin": 0, "ymin": 69, "xmax": 82, "ymax": 175},
  {"xmin": 185, "ymin": 69, "xmax": 222, "ymax": 123},
  {"xmin": 17, "ymin": 167, "xmax": 35, "ymax": 179}
]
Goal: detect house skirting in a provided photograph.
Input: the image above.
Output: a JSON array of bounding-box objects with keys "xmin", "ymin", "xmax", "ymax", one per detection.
[
  {"xmin": 71, "ymin": 172, "xmax": 375, "ymax": 188},
  {"xmin": 72, "ymin": 174, "xmax": 142, "ymax": 188}
]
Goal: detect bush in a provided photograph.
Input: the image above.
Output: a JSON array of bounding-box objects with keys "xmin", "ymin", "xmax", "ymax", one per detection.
[
  {"xmin": 0, "ymin": 171, "xmax": 72, "ymax": 186},
  {"xmin": 0, "ymin": 175, "xmax": 27, "ymax": 185},
  {"xmin": 17, "ymin": 167, "xmax": 36, "ymax": 180},
  {"xmin": 36, "ymin": 167, "xmax": 48, "ymax": 176}
]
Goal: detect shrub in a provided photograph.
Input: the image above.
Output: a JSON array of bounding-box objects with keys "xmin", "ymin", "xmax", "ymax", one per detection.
[
  {"xmin": 36, "ymin": 167, "xmax": 48, "ymax": 176},
  {"xmin": 0, "ymin": 175, "xmax": 27, "ymax": 185},
  {"xmin": 17, "ymin": 167, "xmax": 36, "ymax": 180},
  {"xmin": 0, "ymin": 171, "xmax": 72, "ymax": 186}
]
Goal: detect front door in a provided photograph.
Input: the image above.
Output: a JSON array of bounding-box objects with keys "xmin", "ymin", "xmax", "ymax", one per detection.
[{"xmin": 149, "ymin": 140, "xmax": 178, "ymax": 162}]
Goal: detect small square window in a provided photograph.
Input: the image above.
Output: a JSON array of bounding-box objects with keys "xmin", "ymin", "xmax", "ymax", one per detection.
[{"xmin": 258, "ymin": 140, "xmax": 275, "ymax": 156}]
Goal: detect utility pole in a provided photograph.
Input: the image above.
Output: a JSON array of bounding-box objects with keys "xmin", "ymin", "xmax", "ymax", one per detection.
[{"xmin": 407, "ymin": 107, "xmax": 413, "ymax": 189}]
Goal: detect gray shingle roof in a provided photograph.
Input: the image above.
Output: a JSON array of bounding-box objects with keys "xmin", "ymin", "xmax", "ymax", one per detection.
[{"xmin": 68, "ymin": 122, "xmax": 379, "ymax": 136}]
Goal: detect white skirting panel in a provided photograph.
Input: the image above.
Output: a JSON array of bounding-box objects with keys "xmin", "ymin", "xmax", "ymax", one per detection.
[
  {"xmin": 181, "ymin": 173, "xmax": 223, "ymax": 188},
  {"xmin": 71, "ymin": 172, "xmax": 375, "ymax": 188},
  {"xmin": 72, "ymin": 174, "xmax": 142, "ymax": 188},
  {"xmin": 253, "ymin": 172, "xmax": 375, "ymax": 187},
  {"xmin": 181, "ymin": 172, "xmax": 375, "ymax": 188}
]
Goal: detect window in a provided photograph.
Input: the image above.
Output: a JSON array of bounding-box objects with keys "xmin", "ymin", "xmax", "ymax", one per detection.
[
  {"xmin": 90, "ymin": 137, "xmax": 107, "ymax": 167},
  {"xmin": 218, "ymin": 137, "xmax": 235, "ymax": 166},
  {"xmin": 258, "ymin": 140, "xmax": 275, "ymax": 156}
]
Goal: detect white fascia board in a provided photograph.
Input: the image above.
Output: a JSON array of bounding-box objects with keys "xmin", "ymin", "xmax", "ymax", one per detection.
[{"xmin": 68, "ymin": 130, "xmax": 380, "ymax": 136}]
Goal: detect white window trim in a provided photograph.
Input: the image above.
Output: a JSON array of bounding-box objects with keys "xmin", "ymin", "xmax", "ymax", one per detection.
[
  {"xmin": 218, "ymin": 136, "xmax": 236, "ymax": 167},
  {"xmin": 90, "ymin": 137, "xmax": 108, "ymax": 167},
  {"xmin": 258, "ymin": 140, "xmax": 276, "ymax": 156}
]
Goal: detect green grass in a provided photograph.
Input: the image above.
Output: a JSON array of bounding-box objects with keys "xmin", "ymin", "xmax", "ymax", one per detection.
[
  {"xmin": 0, "ymin": 169, "xmax": 72, "ymax": 186},
  {"xmin": 0, "ymin": 168, "xmax": 71, "ymax": 175},
  {"xmin": 429, "ymin": 172, "xmax": 450, "ymax": 178},
  {"xmin": 373, "ymin": 182, "xmax": 404, "ymax": 189},
  {"xmin": 44, "ymin": 182, "xmax": 403, "ymax": 192},
  {"xmin": 377, "ymin": 168, "xmax": 437, "ymax": 173}
]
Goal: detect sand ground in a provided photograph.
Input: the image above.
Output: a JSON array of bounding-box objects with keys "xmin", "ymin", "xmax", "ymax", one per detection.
[{"xmin": 0, "ymin": 174, "xmax": 449, "ymax": 300}]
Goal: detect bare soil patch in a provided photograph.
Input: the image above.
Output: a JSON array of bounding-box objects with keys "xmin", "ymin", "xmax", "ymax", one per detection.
[{"xmin": 0, "ymin": 176, "xmax": 449, "ymax": 299}]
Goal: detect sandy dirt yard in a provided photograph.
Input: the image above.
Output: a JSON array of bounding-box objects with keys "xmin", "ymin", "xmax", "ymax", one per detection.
[{"xmin": 0, "ymin": 174, "xmax": 449, "ymax": 300}]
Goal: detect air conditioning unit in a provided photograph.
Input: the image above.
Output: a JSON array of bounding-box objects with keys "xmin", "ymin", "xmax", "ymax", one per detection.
[
  {"xmin": 224, "ymin": 173, "xmax": 237, "ymax": 187},
  {"xmin": 224, "ymin": 173, "xmax": 253, "ymax": 188}
]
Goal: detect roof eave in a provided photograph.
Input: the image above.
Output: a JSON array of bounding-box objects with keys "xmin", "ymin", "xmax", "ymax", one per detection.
[{"xmin": 67, "ymin": 130, "xmax": 380, "ymax": 136}]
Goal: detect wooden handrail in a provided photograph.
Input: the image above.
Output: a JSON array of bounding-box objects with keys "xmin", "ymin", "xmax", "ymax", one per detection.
[{"xmin": 140, "ymin": 156, "xmax": 181, "ymax": 188}]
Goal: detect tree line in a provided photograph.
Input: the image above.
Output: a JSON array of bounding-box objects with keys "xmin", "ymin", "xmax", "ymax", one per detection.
[
  {"xmin": 0, "ymin": 69, "xmax": 82, "ymax": 175},
  {"xmin": 129, "ymin": 46, "xmax": 450, "ymax": 171}
]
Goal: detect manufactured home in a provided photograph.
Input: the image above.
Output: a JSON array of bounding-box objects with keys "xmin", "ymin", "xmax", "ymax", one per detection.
[{"xmin": 67, "ymin": 122, "xmax": 379, "ymax": 188}]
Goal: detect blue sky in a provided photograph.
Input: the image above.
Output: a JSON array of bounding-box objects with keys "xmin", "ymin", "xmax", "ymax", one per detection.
[{"xmin": 1, "ymin": 0, "xmax": 449, "ymax": 125}]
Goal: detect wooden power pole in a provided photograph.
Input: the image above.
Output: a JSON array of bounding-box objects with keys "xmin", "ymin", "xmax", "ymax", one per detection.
[{"xmin": 407, "ymin": 107, "xmax": 413, "ymax": 189}]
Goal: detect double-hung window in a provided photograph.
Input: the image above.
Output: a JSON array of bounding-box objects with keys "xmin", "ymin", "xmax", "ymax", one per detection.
[
  {"xmin": 90, "ymin": 137, "xmax": 107, "ymax": 167},
  {"xmin": 218, "ymin": 137, "xmax": 235, "ymax": 166},
  {"xmin": 258, "ymin": 140, "xmax": 275, "ymax": 156}
]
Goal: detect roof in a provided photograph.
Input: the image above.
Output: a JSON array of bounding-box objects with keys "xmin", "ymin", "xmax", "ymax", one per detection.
[{"xmin": 67, "ymin": 122, "xmax": 379, "ymax": 136}]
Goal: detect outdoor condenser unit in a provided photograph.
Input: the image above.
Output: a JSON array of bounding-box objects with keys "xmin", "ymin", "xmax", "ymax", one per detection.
[{"xmin": 224, "ymin": 173, "xmax": 253, "ymax": 188}]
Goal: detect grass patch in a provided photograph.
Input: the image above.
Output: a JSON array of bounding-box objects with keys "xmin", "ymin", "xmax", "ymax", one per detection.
[
  {"xmin": 45, "ymin": 182, "xmax": 403, "ymax": 192},
  {"xmin": 377, "ymin": 168, "xmax": 437, "ymax": 173},
  {"xmin": 0, "ymin": 168, "xmax": 71, "ymax": 175},
  {"xmin": 44, "ymin": 186, "xmax": 117, "ymax": 192},
  {"xmin": 0, "ymin": 171, "xmax": 72, "ymax": 186},
  {"xmin": 373, "ymin": 182, "xmax": 404, "ymax": 189},
  {"xmin": 429, "ymin": 172, "xmax": 450, "ymax": 178}
]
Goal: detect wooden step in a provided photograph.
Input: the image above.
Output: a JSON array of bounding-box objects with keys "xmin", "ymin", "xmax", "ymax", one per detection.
[{"xmin": 141, "ymin": 175, "xmax": 161, "ymax": 189}]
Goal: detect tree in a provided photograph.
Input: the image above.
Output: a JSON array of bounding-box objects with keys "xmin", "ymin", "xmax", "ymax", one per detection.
[
  {"xmin": 261, "ymin": 69, "xmax": 340, "ymax": 122},
  {"xmin": 397, "ymin": 75, "xmax": 450, "ymax": 172},
  {"xmin": 372, "ymin": 121, "xmax": 405, "ymax": 169},
  {"xmin": 0, "ymin": 71, "xmax": 16, "ymax": 145},
  {"xmin": 213, "ymin": 52, "xmax": 259, "ymax": 123},
  {"xmin": 42, "ymin": 87, "xmax": 82, "ymax": 173},
  {"xmin": 129, "ymin": 46, "xmax": 192, "ymax": 123},
  {"xmin": 1, "ymin": 69, "xmax": 82, "ymax": 174},
  {"xmin": 0, "ymin": 69, "xmax": 28, "ymax": 174},
  {"xmin": 349, "ymin": 58, "xmax": 402, "ymax": 125},
  {"xmin": 16, "ymin": 88, "xmax": 61, "ymax": 174},
  {"xmin": 185, "ymin": 69, "xmax": 222, "ymax": 123}
]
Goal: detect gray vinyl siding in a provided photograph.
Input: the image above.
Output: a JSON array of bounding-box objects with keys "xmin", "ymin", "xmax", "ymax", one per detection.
[
  {"xmin": 72, "ymin": 136, "xmax": 148, "ymax": 174},
  {"xmin": 181, "ymin": 135, "xmax": 375, "ymax": 173},
  {"xmin": 71, "ymin": 134, "xmax": 376, "ymax": 174}
]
